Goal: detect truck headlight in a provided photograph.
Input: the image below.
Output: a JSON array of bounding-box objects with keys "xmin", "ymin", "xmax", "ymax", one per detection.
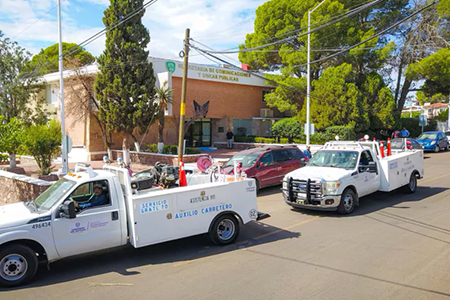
[
  {"xmin": 431, "ymin": 141, "xmax": 436, "ymax": 145},
  {"xmin": 323, "ymin": 181, "xmax": 341, "ymax": 195}
]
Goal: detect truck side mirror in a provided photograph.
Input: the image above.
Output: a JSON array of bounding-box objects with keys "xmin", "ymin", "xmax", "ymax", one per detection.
[{"xmin": 60, "ymin": 200, "xmax": 76, "ymax": 219}]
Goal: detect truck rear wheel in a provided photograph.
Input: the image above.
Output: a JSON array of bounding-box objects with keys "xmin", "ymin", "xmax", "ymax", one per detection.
[
  {"xmin": 209, "ymin": 215, "xmax": 240, "ymax": 246},
  {"xmin": 404, "ymin": 173, "xmax": 417, "ymax": 194},
  {"xmin": 0, "ymin": 244, "xmax": 38, "ymax": 287},
  {"xmin": 337, "ymin": 189, "xmax": 357, "ymax": 214}
]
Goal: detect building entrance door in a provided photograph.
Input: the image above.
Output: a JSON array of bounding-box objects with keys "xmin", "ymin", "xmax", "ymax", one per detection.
[{"xmin": 185, "ymin": 118, "xmax": 211, "ymax": 147}]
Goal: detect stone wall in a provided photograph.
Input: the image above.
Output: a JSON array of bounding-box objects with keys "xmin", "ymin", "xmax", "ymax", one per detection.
[{"xmin": 0, "ymin": 171, "xmax": 52, "ymax": 206}]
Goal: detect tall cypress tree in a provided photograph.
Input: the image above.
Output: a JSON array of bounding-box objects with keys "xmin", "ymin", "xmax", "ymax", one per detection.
[{"xmin": 95, "ymin": 0, "xmax": 157, "ymax": 164}]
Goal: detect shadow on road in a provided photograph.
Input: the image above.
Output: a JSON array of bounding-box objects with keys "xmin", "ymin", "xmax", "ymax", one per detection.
[
  {"xmin": 291, "ymin": 186, "xmax": 449, "ymax": 218},
  {"xmin": 257, "ymin": 185, "xmax": 281, "ymax": 197},
  {"xmin": 1, "ymin": 221, "xmax": 299, "ymax": 290}
]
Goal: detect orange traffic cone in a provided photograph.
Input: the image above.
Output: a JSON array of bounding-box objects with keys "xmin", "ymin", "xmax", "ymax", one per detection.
[
  {"xmin": 387, "ymin": 138, "xmax": 392, "ymax": 156},
  {"xmin": 179, "ymin": 159, "xmax": 187, "ymax": 187},
  {"xmin": 380, "ymin": 141, "xmax": 385, "ymax": 158}
]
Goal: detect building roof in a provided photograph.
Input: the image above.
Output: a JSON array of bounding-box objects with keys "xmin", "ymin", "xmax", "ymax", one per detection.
[
  {"xmin": 40, "ymin": 57, "xmax": 271, "ymax": 88},
  {"xmin": 423, "ymin": 103, "xmax": 448, "ymax": 109}
]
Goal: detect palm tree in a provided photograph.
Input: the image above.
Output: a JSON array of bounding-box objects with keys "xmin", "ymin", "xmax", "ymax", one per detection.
[{"xmin": 155, "ymin": 81, "xmax": 173, "ymax": 146}]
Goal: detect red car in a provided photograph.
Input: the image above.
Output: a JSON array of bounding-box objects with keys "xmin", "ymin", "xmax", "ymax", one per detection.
[{"xmin": 222, "ymin": 146, "xmax": 307, "ymax": 190}]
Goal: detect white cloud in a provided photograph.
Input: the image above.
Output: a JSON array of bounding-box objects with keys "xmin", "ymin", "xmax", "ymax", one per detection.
[{"xmin": 1, "ymin": 0, "xmax": 265, "ymax": 66}]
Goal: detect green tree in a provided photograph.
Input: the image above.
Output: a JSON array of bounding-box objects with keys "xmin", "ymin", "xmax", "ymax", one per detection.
[
  {"xmin": 95, "ymin": 0, "xmax": 157, "ymax": 165},
  {"xmin": 435, "ymin": 108, "xmax": 449, "ymax": 122},
  {"xmin": 0, "ymin": 31, "xmax": 44, "ymax": 122},
  {"xmin": 22, "ymin": 120, "xmax": 62, "ymax": 175},
  {"xmin": 155, "ymin": 81, "xmax": 173, "ymax": 146},
  {"xmin": 27, "ymin": 42, "xmax": 95, "ymax": 75},
  {"xmin": 300, "ymin": 63, "xmax": 368, "ymax": 131},
  {"xmin": 0, "ymin": 116, "xmax": 23, "ymax": 168},
  {"xmin": 406, "ymin": 48, "xmax": 450, "ymax": 98},
  {"xmin": 239, "ymin": 0, "xmax": 403, "ymax": 129},
  {"xmin": 271, "ymin": 117, "xmax": 303, "ymax": 138}
]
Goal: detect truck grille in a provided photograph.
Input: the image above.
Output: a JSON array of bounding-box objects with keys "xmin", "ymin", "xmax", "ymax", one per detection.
[
  {"xmin": 287, "ymin": 178, "xmax": 323, "ymax": 204},
  {"xmin": 291, "ymin": 179, "xmax": 322, "ymax": 196}
]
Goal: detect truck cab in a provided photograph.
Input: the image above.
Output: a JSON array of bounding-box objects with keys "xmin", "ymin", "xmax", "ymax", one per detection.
[{"xmin": 282, "ymin": 141, "xmax": 423, "ymax": 214}]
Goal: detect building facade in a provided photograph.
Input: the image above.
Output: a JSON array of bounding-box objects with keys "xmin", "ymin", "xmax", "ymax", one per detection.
[{"xmin": 41, "ymin": 57, "xmax": 286, "ymax": 159}]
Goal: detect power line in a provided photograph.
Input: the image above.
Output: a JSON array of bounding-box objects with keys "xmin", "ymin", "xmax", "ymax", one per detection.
[
  {"xmin": 202, "ymin": 0, "xmax": 384, "ymax": 52},
  {"xmin": 25, "ymin": 0, "xmax": 159, "ymax": 78},
  {"xmin": 290, "ymin": 1, "xmax": 437, "ymax": 68},
  {"xmin": 193, "ymin": 0, "xmax": 383, "ymax": 55},
  {"xmin": 11, "ymin": 0, "xmax": 67, "ymax": 40}
]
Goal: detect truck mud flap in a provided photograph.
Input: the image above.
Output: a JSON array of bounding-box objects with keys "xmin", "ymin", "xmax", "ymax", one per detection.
[{"xmin": 256, "ymin": 211, "xmax": 271, "ymax": 221}]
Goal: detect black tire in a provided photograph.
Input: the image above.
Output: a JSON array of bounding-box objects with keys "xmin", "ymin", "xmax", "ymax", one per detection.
[
  {"xmin": 404, "ymin": 172, "xmax": 417, "ymax": 194},
  {"xmin": 337, "ymin": 189, "xmax": 357, "ymax": 214},
  {"xmin": 209, "ymin": 214, "xmax": 240, "ymax": 246},
  {"xmin": 0, "ymin": 244, "xmax": 38, "ymax": 287}
]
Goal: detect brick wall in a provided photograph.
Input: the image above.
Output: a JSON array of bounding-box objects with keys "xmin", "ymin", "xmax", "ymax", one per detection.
[{"xmin": 0, "ymin": 171, "xmax": 52, "ymax": 206}]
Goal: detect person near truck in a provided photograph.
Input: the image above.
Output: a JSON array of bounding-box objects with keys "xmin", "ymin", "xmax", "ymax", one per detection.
[
  {"xmin": 400, "ymin": 127, "xmax": 410, "ymax": 138},
  {"xmin": 226, "ymin": 129, "xmax": 234, "ymax": 149},
  {"xmin": 303, "ymin": 146, "xmax": 312, "ymax": 160},
  {"xmin": 74, "ymin": 183, "xmax": 108, "ymax": 209}
]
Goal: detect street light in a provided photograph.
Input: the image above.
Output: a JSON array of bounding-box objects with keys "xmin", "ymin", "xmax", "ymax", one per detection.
[{"xmin": 307, "ymin": 0, "xmax": 329, "ymax": 145}]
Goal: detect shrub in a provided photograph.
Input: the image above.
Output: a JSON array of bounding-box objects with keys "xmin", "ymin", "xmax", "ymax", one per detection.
[
  {"xmin": 0, "ymin": 153, "xmax": 9, "ymax": 163},
  {"xmin": 324, "ymin": 125, "xmax": 356, "ymax": 141},
  {"xmin": 271, "ymin": 117, "xmax": 303, "ymax": 137},
  {"xmin": 146, "ymin": 144, "xmax": 158, "ymax": 153},
  {"xmin": 186, "ymin": 147, "xmax": 201, "ymax": 154},
  {"xmin": 22, "ymin": 120, "xmax": 62, "ymax": 175},
  {"xmin": 164, "ymin": 145, "xmax": 177, "ymax": 155},
  {"xmin": 234, "ymin": 136, "xmax": 256, "ymax": 143}
]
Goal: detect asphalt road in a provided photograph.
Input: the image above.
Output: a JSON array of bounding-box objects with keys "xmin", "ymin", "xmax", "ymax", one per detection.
[{"xmin": 2, "ymin": 151, "xmax": 450, "ymax": 299}]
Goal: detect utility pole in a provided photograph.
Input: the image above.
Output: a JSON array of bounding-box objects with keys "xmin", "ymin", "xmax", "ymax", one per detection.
[
  {"xmin": 57, "ymin": 0, "xmax": 68, "ymax": 174},
  {"xmin": 307, "ymin": 0, "xmax": 329, "ymax": 145},
  {"xmin": 177, "ymin": 28, "xmax": 190, "ymax": 164}
]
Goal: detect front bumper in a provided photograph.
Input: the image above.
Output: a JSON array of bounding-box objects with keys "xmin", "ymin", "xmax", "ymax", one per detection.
[
  {"xmin": 422, "ymin": 144, "xmax": 437, "ymax": 151},
  {"xmin": 281, "ymin": 188, "xmax": 341, "ymax": 211}
]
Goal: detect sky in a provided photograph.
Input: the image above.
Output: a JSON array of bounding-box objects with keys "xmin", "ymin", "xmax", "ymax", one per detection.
[{"xmin": 0, "ymin": 0, "xmax": 266, "ymax": 65}]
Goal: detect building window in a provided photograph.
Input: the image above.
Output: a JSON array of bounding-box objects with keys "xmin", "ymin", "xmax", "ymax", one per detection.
[
  {"xmin": 262, "ymin": 90, "xmax": 271, "ymax": 103},
  {"xmin": 218, "ymin": 127, "xmax": 224, "ymax": 133}
]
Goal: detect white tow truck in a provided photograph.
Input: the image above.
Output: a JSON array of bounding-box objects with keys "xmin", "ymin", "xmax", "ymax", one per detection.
[
  {"xmin": 282, "ymin": 140, "xmax": 424, "ymax": 214},
  {"xmin": 0, "ymin": 165, "xmax": 259, "ymax": 287}
]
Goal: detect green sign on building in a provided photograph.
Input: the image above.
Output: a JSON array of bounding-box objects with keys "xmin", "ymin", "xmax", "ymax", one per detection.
[{"xmin": 166, "ymin": 61, "xmax": 176, "ymax": 73}]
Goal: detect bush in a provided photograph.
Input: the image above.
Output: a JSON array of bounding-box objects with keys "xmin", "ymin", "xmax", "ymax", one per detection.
[
  {"xmin": 186, "ymin": 147, "xmax": 201, "ymax": 154},
  {"xmin": 271, "ymin": 117, "xmax": 303, "ymax": 137},
  {"xmin": 234, "ymin": 136, "xmax": 256, "ymax": 143},
  {"xmin": 0, "ymin": 153, "xmax": 8, "ymax": 163},
  {"xmin": 324, "ymin": 125, "xmax": 356, "ymax": 141},
  {"xmin": 22, "ymin": 120, "xmax": 62, "ymax": 175},
  {"xmin": 401, "ymin": 111, "xmax": 422, "ymax": 118},
  {"xmin": 145, "ymin": 144, "xmax": 201, "ymax": 155}
]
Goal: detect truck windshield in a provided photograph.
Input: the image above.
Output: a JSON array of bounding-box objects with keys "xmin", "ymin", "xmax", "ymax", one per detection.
[
  {"xmin": 34, "ymin": 178, "xmax": 76, "ymax": 211},
  {"xmin": 224, "ymin": 152, "xmax": 261, "ymax": 168},
  {"xmin": 308, "ymin": 150, "xmax": 358, "ymax": 169}
]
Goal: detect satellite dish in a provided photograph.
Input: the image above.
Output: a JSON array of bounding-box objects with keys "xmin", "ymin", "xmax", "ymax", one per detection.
[{"xmin": 197, "ymin": 157, "xmax": 213, "ymax": 172}]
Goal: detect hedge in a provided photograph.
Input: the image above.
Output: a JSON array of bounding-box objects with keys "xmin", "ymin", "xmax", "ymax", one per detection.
[
  {"xmin": 146, "ymin": 144, "xmax": 201, "ymax": 155},
  {"xmin": 0, "ymin": 153, "xmax": 8, "ymax": 163}
]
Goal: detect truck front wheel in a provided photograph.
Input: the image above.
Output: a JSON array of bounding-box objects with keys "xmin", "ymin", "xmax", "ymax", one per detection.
[
  {"xmin": 0, "ymin": 244, "xmax": 38, "ymax": 287},
  {"xmin": 209, "ymin": 215, "xmax": 240, "ymax": 246},
  {"xmin": 337, "ymin": 189, "xmax": 357, "ymax": 214}
]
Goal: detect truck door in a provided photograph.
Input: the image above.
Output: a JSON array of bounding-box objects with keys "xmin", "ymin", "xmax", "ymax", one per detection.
[
  {"xmin": 357, "ymin": 150, "xmax": 380, "ymax": 196},
  {"xmin": 52, "ymin": 179, "xmax": 123, "ymax": 258}
]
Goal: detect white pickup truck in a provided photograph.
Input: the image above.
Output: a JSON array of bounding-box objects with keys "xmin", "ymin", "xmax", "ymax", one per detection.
[
  {"xmin": 0, "ymin": 165, "xmax": 258, "ymax": 287},
  {"xmin": 282, "ymin": 140, "xmax": 424, "ymax": 214}
]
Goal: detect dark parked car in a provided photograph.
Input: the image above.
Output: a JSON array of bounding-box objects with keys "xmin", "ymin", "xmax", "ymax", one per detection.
[
  {"xmin": 223, "ymin": 146, "xmax": 307, "ymax": 190},
  {"xmin": 391, "ymin": 138, "xmax": 423, "ymax": 150},
  {"xmin": 417, "ymin": 131, "xmax": 449, "ymax": 152}
]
